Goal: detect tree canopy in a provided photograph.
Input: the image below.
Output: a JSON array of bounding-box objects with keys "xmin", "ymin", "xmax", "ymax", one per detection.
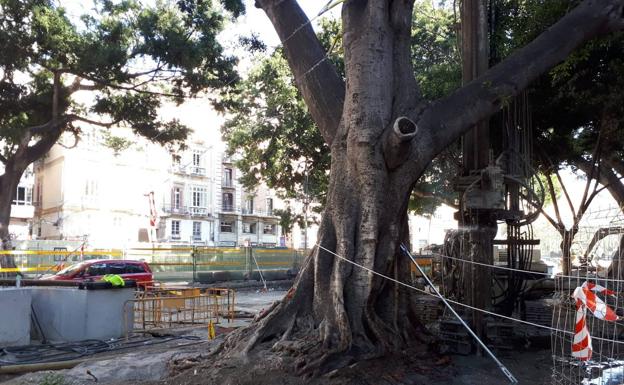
[
  {"xmin": 222, "ymin": 3, "xmax": 462, "ymax": 215},
  {"xmin": 0, "ymin": 0, "xmax": 244, "ymax": 242},
  {"xmin": 495, "ymin": 0, "xmax": 624, "ymax": 205}
]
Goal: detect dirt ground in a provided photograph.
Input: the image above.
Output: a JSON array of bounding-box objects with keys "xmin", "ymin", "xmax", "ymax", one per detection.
[
  {"xmin": 116, "ymin": 344, "xmax": 553, "ymax": 385},
  {"xmin": 1, "ymin": 329, "xmax": 554, "ymax": 385},
  {"xmin": 1, "ymin": 289, "xmax": 555, "ymax": 385}
]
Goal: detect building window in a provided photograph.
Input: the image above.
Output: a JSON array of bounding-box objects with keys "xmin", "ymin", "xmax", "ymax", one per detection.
[
  {"xmin": 243, "ymin": 223, "xmax": 257, "ymax": 234},
  {"xmin": 191, "ymin": 151, "xmax": 205, "ymax": 175},
  {"xmin": 13, "ymin": 186, "xmax": 33, "ymax": 205},
  {"xmin": 171, "ymin": 220, "xmax": 180, "ymax": 239},
  {"xmin": 266, "ymin": 198, "xmax": 273, "ymax": 215},
  {"xmin": 263, "ymin": 224, "xmax": 276, "ymax": 235},
  {"xmin": 192, "ymin": 221, "xmax": 201, "ymax": 240},
  {"xmin": 192, "ymin": 151, "xmax": 202, "ymax": 167},
  {"xmin": 173, "ymin": 187, "xmax": 182, "ymax": 209},
  {"xmin": 84, "ymin": 180, "xmax": 98, "ymax": 196},
  {"xmin": 222, "ymin": 192, "xmax": 234, "ymax": 211},
  {"xmin": 245, "ymin": 198, "xmax": 253, "ymax": 214},
  {"xmin": 223, "ymin": 168, "xmax": 233, "ymax": 187},
  {"xmin": 220, "ymin": 221, "xmax": 233, "ymax": 233},
  {"xmin": 191, "ymin": 186, "xmax": 207, "ymax": 207}
]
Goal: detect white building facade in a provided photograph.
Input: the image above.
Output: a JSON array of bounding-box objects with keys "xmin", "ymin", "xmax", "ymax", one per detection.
[
  {"xmin": 33, "ymin": 125, "xmax": 282, "ymax": 248},
  {"xmin": 2, "ymin": 165, "xmax": 36, "ymax": 240}
]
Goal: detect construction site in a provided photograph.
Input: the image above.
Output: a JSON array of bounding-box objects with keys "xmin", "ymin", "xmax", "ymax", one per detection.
[
  {"xmin": 1, "ymin": 200, "xmax": 623, "ymax": 385},
  {"xmin": 1, "ymin": 0, "xmax": 624, "ymax": 384}
]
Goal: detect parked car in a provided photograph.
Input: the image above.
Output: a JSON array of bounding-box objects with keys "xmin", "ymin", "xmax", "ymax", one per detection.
[{"xmin": 42, "ymin": 259, "xmax": 153, "ymax": 284}]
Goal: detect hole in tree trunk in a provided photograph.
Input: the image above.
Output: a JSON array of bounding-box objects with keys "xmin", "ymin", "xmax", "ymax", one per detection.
[{"xmin": 395, "ymin": 117, "xmax": 417, "ymax": 135}]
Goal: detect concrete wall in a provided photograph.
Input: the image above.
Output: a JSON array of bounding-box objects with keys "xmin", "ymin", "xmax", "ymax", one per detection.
[
  {"xmin": 31, "ymin": 287, "xmax": 134, "ymax": 343},
  {"xmin": 0, "ymin": 288, "xmax": 32, "ymax": 346}
]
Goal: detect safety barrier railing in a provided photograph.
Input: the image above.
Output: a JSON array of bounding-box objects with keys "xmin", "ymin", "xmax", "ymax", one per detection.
[
  {"xmin": 0, "ymin": 249, "xmax": 122, "ymax": 275},
  {"xmin": 125, "ymin": 287, "xmax": 235, "ymax": 336},
  {"xmin": 1, "ymin": 246, "xmax": 307, "ymax": 280}
]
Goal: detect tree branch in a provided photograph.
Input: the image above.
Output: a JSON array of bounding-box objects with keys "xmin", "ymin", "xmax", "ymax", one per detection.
[
  {"xmin": 606, "ymin": 156, "xmax": 624, "ymax": 177},
  {"xmin": 554, "ymin": 168, "xmax": 575, "ymax": 217},
  {"xmin": 412, "ymin": 0, "xmax": 624, "ymax": 171},
  {"xmin": 390, "ymin": 0, "xmax": 421, "ymax": 115},
  {"xmin": 75, "ymin": 72, "xmax": 185, "ymax": 98},
  {"xmin": 545, "ymin": 172, "xmax": 564, "ymax": 228},
  {"xmin": 67, "ymin": 114, "xmax": 120, "ymax": 128},
  {"xmin": 576, "ymin": 128, "xmax": 603, "ymax": 221},
  {"xmin": 576, "ymin": 157, "xmax": 624, "ymax": 207},
  {"xmin": 412, "ymin": 188, "xmax": 459, "ymax": 209},
  {"xmin": 256, "ymin": 0, "xmax": 345, "ymax": 145},
  {"xmin": 24, "ymin": 128, "xmax": 64, "ymax": 165}
]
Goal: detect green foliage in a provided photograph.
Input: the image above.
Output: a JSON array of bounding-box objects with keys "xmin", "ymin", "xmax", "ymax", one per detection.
[
  {"xmin": 273, "ymin": 207, "xmax": 302, "ymax": 236},
  {"xmin": 101, "ymin": 130, "xmax": 133, "ymax": 154},
  {"xmin": 411, "ymin": 2, "xmax": 461, "ymax": 100},
  {"xmin": 0, "ymin": 0, "xmax": 243, "ymax": 162},
  {"xmin": 492, "ymin": 0, "xmax": 624, "ymax": 172},
  {"xmin": 220, "ymin": 20, "xmax": 342, "ymax": 204}
]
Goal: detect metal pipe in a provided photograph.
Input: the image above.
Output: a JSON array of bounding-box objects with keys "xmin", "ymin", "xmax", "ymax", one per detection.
[{"xmin": 0, "ymin": 359, "xmax": 86, "ymax": 374}]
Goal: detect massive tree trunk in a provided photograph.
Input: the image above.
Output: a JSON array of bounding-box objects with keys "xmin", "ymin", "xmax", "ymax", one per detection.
[
  {"xmin": 222, "ymin": 0, "xmax": 624, "ymax": 374},
  {"xmin": 0, "ymin": 129, "xmax": 62, "ymax": 263},
  {"xmin": 0, "ymin": 160, "xmax": 30, "ymax": 271}
]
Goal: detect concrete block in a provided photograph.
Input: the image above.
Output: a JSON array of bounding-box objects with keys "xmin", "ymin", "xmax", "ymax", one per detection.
[
  {"xmin": 31, "ymin": 287, "xmax": 134, "ymax": 342},
  {"xmin": 0, "ymin": 288, "xmax": 32, "ymax": 346}
]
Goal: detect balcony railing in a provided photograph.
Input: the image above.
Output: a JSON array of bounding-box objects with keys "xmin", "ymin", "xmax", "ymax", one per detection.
[
  {"xmin": 221, "ymin": 204, "xmax": 236, "ymax": 212},
  {"xmin": 189, "ymin": 206, "xmax": 211, "ymax": 217},
  {"xmin": 172, "ymin": 165, "xmax": 187, "ymax": 174},
  {"xmin": 222, "ymin": 179, "xmax": 234, "ymax": 188},
  {"xmin": 162, "ymin": 204, "xmax": 189, "ymax": 215},
  {"xmin": 241, "ymin": 208, "xmax": 277, "ymax": 217},
  {"xmin": 190, "ymin": 167, "xmax": 206, "ymax": 176},
  {"xmin": 162, "ymin": 205, "xmax": 212, "ymax": 218}
]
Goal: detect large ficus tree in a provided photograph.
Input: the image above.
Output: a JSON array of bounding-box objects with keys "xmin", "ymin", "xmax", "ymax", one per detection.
[
  {"xmin": 220, "ymin": 0, "xmax": 624, "ymax": 375},
  {"xmin": 222, "ymin": 6, "xmax": 461, "ymax": 215},
  {"xmin": 0, "ymin": 0, "xmax": 243, "ymax": 255}
]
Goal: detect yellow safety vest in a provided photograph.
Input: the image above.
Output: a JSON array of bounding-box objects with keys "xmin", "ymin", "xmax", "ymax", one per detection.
[{"xmin": 101, "ymin": 274, "xmax": 125, "ymax": 287}]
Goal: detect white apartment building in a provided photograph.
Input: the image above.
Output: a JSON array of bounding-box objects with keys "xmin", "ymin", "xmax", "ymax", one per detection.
[
  {"xmin": 33, "ymin": 125, "xmax": 282, "ymax": 248},
  {"xmin": 2, "ymin": 165, "xmax": 36, "ymax": 240},
  {"xmin": 159, "ymin": 144, "xmax": 219, "ymax": 245},
  {"xmin": 214, "ymin": 157, "xmax": 281, "ymax": 247},
  {"xmin": 34, "ymin": 127, "xmax": 171, "ymax": 247}
]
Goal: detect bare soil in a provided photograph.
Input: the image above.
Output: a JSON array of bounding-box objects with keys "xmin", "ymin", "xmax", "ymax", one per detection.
[{"xmin": 121, "ymin": 343, "xmax": 552, "ymax": 385}]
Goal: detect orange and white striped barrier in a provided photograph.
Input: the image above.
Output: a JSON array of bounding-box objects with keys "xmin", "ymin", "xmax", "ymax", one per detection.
[{"xmin": 572, "ymin": 281, "xmax": 619, "ymax": 361}]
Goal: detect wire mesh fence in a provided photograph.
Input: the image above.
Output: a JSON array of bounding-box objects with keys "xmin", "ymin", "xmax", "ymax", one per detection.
[{"xmin": 0, "ymin": 244, "xmax": 308, "ymax": 281}]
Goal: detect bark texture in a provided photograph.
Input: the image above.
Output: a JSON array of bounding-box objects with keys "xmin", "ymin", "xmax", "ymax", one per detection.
[{"xmin": 223, "ymin": 0, "xmax": 624, "ymax": 375}]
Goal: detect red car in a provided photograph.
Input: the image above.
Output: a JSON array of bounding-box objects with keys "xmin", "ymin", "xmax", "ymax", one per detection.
[{"xmin": 43, "ymin": 259, "xmax": 153, "ymax": 284}]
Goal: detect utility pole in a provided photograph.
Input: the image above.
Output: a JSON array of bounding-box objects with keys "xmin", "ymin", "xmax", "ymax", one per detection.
[{"xmin": 459, "ymin": 0, "xmax": 493, "ymax": 354}]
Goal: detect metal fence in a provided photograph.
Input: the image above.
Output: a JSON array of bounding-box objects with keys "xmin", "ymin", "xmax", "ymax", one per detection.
[
  {"xmin": 1, "ymin": 244, "xmax": 308, "ymax": 281},
  {"xmin": 126, "ymin": 286, "xmax": 235, "ymax": 336}
]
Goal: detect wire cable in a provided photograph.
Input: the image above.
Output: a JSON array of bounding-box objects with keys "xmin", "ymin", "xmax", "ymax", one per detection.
[{"xmin": 315, "ymin": 243, "xmax": 624, "ymax": 346}]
